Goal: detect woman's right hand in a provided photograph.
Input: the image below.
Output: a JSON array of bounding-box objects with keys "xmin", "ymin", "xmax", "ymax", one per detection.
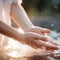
[{"xmin": 21, "ymin": 32, "xmax": 58, "ymax": 50}]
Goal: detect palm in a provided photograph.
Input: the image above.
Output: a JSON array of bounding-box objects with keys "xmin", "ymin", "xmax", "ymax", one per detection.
[{"xmin": 28, "ymin": 26, "xmax": 58, "ymax": 49}]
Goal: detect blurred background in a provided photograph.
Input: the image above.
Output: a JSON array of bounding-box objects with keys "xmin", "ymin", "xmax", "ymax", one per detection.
[{"xmin": 22, "ymin": 0, "xmax": 60, "ymax": 32}]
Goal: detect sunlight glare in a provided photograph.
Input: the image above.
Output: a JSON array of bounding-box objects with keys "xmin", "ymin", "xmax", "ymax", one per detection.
[{"xmin": 5, "ymin": 28, "xmax": 34, "ymax": 58}]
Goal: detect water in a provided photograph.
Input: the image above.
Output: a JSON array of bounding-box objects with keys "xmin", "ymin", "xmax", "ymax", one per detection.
[{"xmin": 48, "ymin": 31, "xmax": 60, "ymax": 60}]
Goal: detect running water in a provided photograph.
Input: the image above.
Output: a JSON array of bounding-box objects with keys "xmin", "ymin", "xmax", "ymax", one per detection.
[{"xmin": 49, "ymin": 31, "xmax": 60, "ymax": 58}]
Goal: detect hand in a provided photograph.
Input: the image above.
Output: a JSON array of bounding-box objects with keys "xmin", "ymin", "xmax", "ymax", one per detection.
[
  {"xmin": 27, "ymin": 26, "xmax": 58, "ymax": 50},
  {"xmin": 22, "ymin": 32, "xmax": 58, "ymax": 50},
  {"xmin": 28, "ymin": 26, "xmax": 51, "ymax": 34},
  {"xmin": 28, "ymin": 26, "xmax": 58, "ymax": 44},
  {"xmin": 33, "ymin": 47, "xmax": 58, "ymax": 58}
]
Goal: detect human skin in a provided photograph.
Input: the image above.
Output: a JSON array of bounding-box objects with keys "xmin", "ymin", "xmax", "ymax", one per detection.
[
  {"xmin": 10, "ymin": 2, "xmax": 58, "ymax": 50},
  {"xmin": 0, "ymin": 2, "xmax": 58, "ymax": 57},
  {"xmin": 0, "ymin": 2, "xmax": 58, "ymax": 51},
  {"xmin": 0, "ymin": 20, "xmax": 58, "ymax": 50}
]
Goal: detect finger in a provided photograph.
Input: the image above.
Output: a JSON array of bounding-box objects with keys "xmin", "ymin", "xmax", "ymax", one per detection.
[
  {"xmin": 40, "ymin": 28, "xmax": 51, "ymax": 34},
  {"xmin": 48, "ymin": 38, "xmax": 58, "ymax": 46},
  {"xmin": 25, "ymin": 32, "xmax": 48, "ymax": 41},
  {"xmin": 48, "ymin": 51, "xmax": 58, "ymax": 58},
  {"xmin": 44, "ymin": 34, "xmax": 58, "ymax": 46},
  {"xmin": 34, "ymin": 49, "xmax": 51, "ymax": 56},
  {"xmin": 32, "ymin": 33, "xmax": 49, "ymax": 41},
  {"xmin": 24, "ymin": 39, "xmax": 43, "ymax": 49},
  {"xmin": 47, "ymin": 49, "xmax": 55, "ymax": 52},
  {"xmin": 35, "ymin": 40, "xmax": 58, "ymax": 50},
  {"xmin": 28, "ymin": 39, "xmax": 58, "ymax": 50}
]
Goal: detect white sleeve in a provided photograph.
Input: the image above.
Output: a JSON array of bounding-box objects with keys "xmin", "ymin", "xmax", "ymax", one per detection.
[
  {"xmin": 0, "ymin": 0, "xmax": 3, "ymax": 20},
  {"xmin": 14, "ymin": 0, "xmax": 22, "ymax": 5},
  {"xmin": 18, "ymin": 0, "xmax": 22, "ymax": 5}
]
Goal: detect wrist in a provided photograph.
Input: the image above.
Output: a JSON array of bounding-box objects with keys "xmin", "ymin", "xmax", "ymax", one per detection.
[
  {"xmin": 26, "ymin": 25, "xmax": 35, "ymax": 32},
  {"xmin": 14, "ymin": 32, "xmax": 25, "ymax": 43}
]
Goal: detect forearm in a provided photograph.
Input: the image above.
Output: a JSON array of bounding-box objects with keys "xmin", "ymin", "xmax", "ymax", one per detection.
[
  {"xmin": 0, "ymin": 20, "xmax": 24, "ymax": 43},
  {"xmin": 10, "ymin": 3, "xmax": 34, "ymax": 32}
]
